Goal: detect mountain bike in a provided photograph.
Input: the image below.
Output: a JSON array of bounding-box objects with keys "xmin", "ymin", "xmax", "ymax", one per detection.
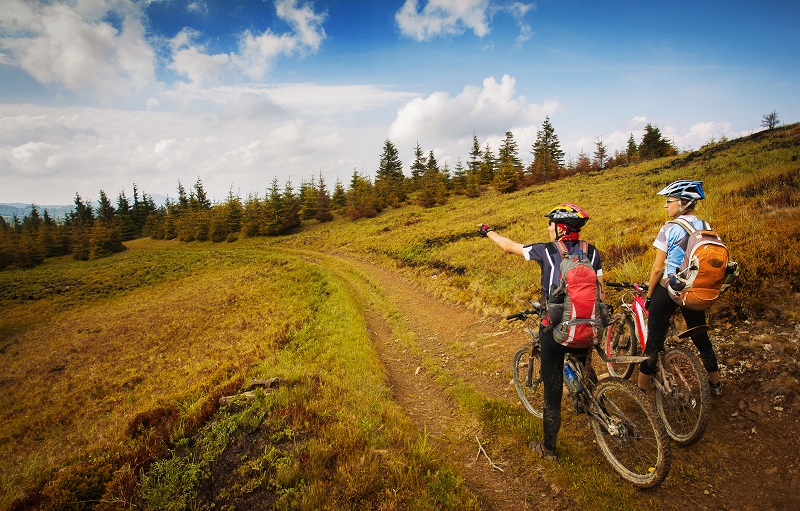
[
  {"xmin": 510, "ymin": 303, "xmax": 671, "ymax": 489},
  {"xmin": 604, "ymin": 282, "xmax": 710, "ymax": 446}
]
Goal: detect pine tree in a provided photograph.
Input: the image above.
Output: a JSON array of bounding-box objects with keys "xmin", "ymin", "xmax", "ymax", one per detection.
[
  {"xmin": 193, "ymin": 177, "xmax": 212, "ymax": 210},
  {"xmin": 494, "ymin": 131, "xmax": 523, "ymax": 193},
  {"xmin": 346, "ymin": 169, "xmax": 378, "ymax": 220},
  {"xmin": 479, "ymin": 143, "xmax": 496, "ymax": 185},
  {"xmin": 626, "ymin": 134, "xmax": 638, "ymax": 164},
  {"xmin": 300, "ymin": 177, "xmax": 318, "ymax": 221},
  {"xmin": 376, "ymin": 139, "xmax": 406, "ymax": 207},
  {"xmin": 331, "ymin": 178, "xmax": 347, "ymax": 211},
  {"xmin": 593, "ymin": 137, "xmax": 608, "ymax": 170},
  {"xmin": 116, "ymin": 190, "xmax": 137, "ymax": 241},
  {"xmin": 575, "ymin": 150, "xmax": 592, "ymax": 173},
  {"xmin": 417, "ymin": 151, "xmax": 448, "ymax": 208},
  {"xmin": 530, "ymin": 116, "xmax": 564, "ymax": 183},
  {"xmin": 224, "ymin": 188, "xmax": 243, "ymax": 234},
  {"xmin": 451, "ymin": 159, "xmax": 467, "ymax": 195},
  {"xmin": 639, "ymin": 124, "xmax": 676, "ymax": 160},
  {"xmin": 177, "ymin": 181, "xmax": 189, "ymax": 211},
  {"xmin": 263, "ymin": 178, "xmax": 284, "ymax": 235},
  {"xmin": 468, "ymin": 134, "xmax": 482, "ymax": 177},
  {"xmin": 242, "ymin": 193, "xmax": 261, "ymax": 237},
  {"xmin": 409, "ymin": 143, "xmax": 426, "ymax": 192},
  {"xmin": 68, "ymin": 194, "xmax": 94, "ymax": 260},
  {"xmin": 315, "ymin": 172, "xmax": 333, "ymax": 222},
  {"xmin": 281, "ymin": 180, "xmax": 301, "ymax": 233}
]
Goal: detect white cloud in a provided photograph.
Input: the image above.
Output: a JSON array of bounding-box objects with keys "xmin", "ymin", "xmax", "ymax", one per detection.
[
  {"xmin": 389, "ymin": 74, "xmax": 558, "ymax": 151},
  {"xmin": 395, "ymin": 0, "xmax": 536, "ymax": 44},
  {"xmin": 186, "ymin": 1, "xmax": 208, "ymax": 15},
  {"xmin": 169, "ymin": 28, "xmax": 232, "ymax": 85},
  {"xmin": 396, "ymin": 0, "xmax": 491, "ymax": 40},
  {"xmin": 0, "ymin": 0, "xmax": 156, "ymax": 101},
  {"xmin": 0, "ymin": 78, "xmax": 405, "ymax": 204},
  {"xmin": 168, "ymin": 0, "xmax": 327, "ymax": 85}
]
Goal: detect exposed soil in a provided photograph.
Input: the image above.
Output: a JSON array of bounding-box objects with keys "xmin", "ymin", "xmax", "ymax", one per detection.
[{"xmin": 337, "ymin": 256, "xmax": 800, "ymax": 511}]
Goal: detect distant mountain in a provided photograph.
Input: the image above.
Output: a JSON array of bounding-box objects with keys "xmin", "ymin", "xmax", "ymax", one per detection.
[
  {"xmin": 0, "ymin": 203, "xmax": 74, "ymax": 222},
  {"xmin": 1, "ymin": 194, "xmax": 168, "ymax": 223}
]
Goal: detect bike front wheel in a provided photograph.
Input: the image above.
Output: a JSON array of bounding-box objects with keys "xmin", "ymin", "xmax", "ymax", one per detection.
[
  {"xmin": 590, "ymin": 378, "xmax": 672, "ymax": 489},
  {"xmin": 605, "ymin": 315, "xmax": 637, "ymax": 379},
  {"xmin": 512, "ymin": 344, "xmax": 544, "ymax": 419},
  {"xmin": 655, "ymin": 348, "xmax": 710, "ymax": 446}
]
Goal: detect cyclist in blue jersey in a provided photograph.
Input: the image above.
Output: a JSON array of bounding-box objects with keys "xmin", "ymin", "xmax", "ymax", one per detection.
[
  {"xmin": 479, "ymin": 203, "xmax": 605, "ymax": 460},
  {"xmin": 637, "ymin": 180, "xmax": 723, "ymax": 396}
]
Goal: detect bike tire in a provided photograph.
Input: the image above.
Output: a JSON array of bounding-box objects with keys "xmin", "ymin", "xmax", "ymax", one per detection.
[
  {"xmin": 512, "ymin": 344, "xmax": 544, "ymax": 419},
  {"xmin": 655, "ymin": 347, "xmax": 710, "ymax": 446},
  {"xmin": 605, "ymin": 315, "xmax": 637, "ymax": 379},
  {"xmin": 590, "ymin": 378, "xmax": 672, "ymax": 489}
]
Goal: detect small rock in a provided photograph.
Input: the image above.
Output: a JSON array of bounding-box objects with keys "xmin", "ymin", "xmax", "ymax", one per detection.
[{"xmin": 249, "ymin": 377, "xmax": 284, "ymax": 389}]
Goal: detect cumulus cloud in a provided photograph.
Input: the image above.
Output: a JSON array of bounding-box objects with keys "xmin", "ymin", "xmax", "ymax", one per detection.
[
  {"xmin": 0, "ymin": 0, "xmax": 156, "ymax": 101},
  {"xmin": 389, "ymin": 74, "xmax": 558, "ymax": 149},
  {"xmin": 395, "ymin": 0, "xmax": 535, "ymax": 43},
  {"xmin": 396, "ymin": 0, "xmax": 490, "ymax": 40},
  {"xmin": 171, "ymin": 0, "xmax": 328, "ymax": 84}
]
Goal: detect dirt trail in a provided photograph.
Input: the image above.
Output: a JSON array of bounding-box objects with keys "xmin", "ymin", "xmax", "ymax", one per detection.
[
  {"xmin": 344, "ymin": 257, "xmax": 575, "ymax": 510},
  {"xmin": 334, "ymin": 255, "xmax": 800, "ymax": 511}
]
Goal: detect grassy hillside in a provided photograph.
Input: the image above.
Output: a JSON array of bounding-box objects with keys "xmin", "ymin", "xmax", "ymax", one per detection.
[
  {"xmin": 1, "ymin": 123, "xmax": 798, "ymax": 510},
  {"xmin": 278, "ymin": 122, "xmax": 800, "ymax": 322}
]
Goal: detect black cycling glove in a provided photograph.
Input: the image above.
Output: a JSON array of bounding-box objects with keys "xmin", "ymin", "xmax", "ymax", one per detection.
[{"xmin": 478, "ymin": 224, "xmax": 494, "ymax": 237}]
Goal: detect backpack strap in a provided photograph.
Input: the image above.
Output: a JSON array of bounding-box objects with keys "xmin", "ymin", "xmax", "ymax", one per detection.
[
  {"xmin": 668, "ymin": 217, "xmax": 696, "ymax": 235},
  {"xmin": 547, "ymin": 240, "xmax": 589, "ymax": 259}
]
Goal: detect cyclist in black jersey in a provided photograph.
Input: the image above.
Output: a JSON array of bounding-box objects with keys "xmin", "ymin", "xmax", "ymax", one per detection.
[{"xmin": 479, "ymin": 203, "xmax": 605, "ymax": 460}]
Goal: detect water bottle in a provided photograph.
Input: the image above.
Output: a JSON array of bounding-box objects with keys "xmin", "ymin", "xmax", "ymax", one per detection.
[{"xmin": 564, "ymin": 363, "xmax": 583, "ymax": 393}]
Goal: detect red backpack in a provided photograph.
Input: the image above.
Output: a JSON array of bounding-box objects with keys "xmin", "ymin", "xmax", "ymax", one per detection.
[{"xmin": 546, "ymin": 241, "xmax": 607, "ymax": 348}]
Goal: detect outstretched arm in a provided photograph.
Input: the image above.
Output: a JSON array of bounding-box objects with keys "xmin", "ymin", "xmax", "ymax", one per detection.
[{"xmin": 479, "ymin": 224, "xmax": 525, "ymax": 257}]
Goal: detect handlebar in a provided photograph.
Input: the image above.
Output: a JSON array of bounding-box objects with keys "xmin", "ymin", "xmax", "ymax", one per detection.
[{"xmin": 506, "ymin": 302, "xmax": 543, "ymax": 322}]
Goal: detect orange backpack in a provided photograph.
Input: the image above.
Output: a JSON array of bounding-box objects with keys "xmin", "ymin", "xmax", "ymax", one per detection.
[{"xmin": 665, "ymin": 218, "xmax": 731, "ymax": 311}]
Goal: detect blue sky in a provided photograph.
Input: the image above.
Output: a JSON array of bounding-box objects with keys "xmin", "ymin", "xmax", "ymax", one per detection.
[{"xmin": 1, "ymin": 0, "xmax": 798, "ymax": 205}]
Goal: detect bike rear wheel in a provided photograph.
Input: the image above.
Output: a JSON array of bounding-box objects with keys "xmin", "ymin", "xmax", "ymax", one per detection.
[
  {"xmin": 605, "ymin": 315, "xmax": 637, "ymax": 379},
  {"xmin": 655, "ymin": 348, "xmax": 710, "ymax": 446},
  {"xmin": 512, "ymin": 344, "xmax": 544, "ymax": 419},
  {"xmin": 590, "ymin": 378, "xmax": 671, "ymax": 489}
]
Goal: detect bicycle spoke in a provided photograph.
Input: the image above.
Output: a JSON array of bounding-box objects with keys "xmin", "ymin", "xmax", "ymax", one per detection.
[
  {"xmin": 655, "ymin": 348, "xmax": 709, "ymax": 446},
  {"xmin": 591, "ymin": 378, "xmax": 671, "ymax": 488}
]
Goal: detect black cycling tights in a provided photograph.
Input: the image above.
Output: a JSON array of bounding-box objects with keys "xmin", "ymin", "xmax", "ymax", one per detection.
[
  {"xmin": 639, "ymin": 283, "xmax": 719, "ymax": 376},
  {"xmin": 539, "ymin": 329, "xmax": 592, "ymax": 452}
]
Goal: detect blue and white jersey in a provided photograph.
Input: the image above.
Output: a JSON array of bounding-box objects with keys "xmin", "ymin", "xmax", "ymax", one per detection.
[{"xmin": 653, "ymin": 214, "xmax": 707, "ymax": 277}]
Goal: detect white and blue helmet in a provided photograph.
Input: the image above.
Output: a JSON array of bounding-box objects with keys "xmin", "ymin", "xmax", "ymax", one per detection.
[{"xmin": 657, "ymin": 180, "xmax": 705, "ymax": 201}]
